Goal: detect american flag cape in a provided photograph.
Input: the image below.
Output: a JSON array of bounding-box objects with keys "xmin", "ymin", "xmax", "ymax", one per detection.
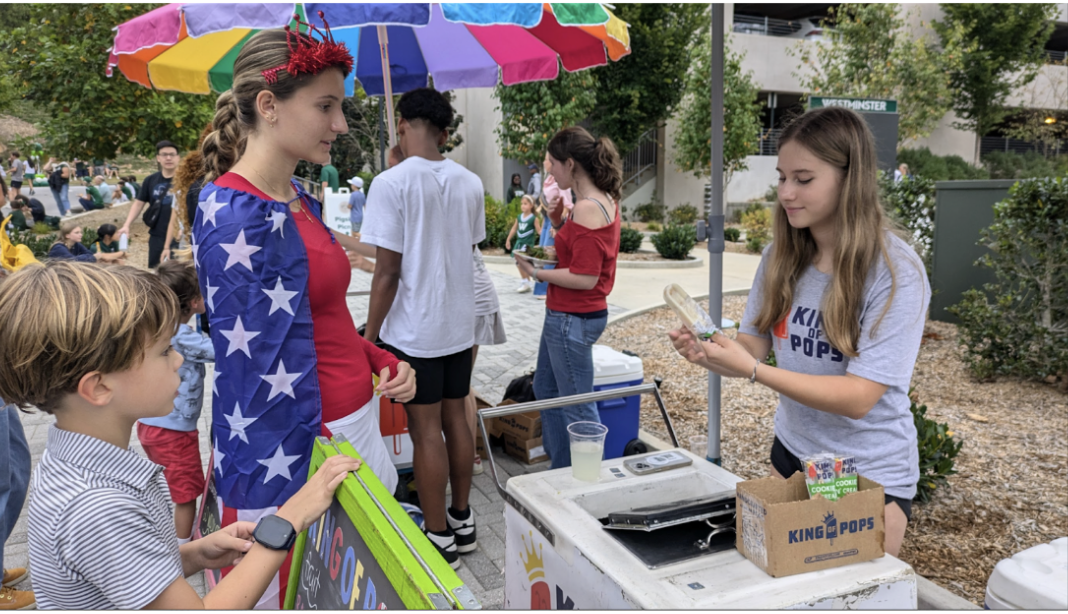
[{"xmin": 192, "ymin": 179, "xmax": 330, "ymax": 511}]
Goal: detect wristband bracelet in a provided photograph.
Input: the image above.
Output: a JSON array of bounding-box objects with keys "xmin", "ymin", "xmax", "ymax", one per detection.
[
  {"xmin": 750, "ymin": 358, "xmax": 761, "ymax": 384},
  {"xmin": 531, "ymin": 268, "xmax": 540, "ymax": 284}
]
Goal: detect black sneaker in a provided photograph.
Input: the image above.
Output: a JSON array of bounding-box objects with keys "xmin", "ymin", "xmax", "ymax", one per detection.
[
  {"xmin": 424, "ymin": 528, "xmax": 460, "ymax": 569},
  {"xmin": 447, "ymin": 506, "xmax": 477, "ymax": 554}
]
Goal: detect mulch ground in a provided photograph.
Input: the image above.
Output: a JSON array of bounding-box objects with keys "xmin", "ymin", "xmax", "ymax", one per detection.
[{"xmin": 599, "ymin": 294, "xmax": 1067, "ymax": 606}]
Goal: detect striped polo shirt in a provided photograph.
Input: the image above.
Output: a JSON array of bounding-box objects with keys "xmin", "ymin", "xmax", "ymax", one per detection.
[{"xmin": 28, "ymin": 425, "xmax": 183, "ymax": 609}]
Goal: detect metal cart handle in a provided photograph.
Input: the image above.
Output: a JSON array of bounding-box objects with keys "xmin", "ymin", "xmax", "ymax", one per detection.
[{"xmin": 476, "ymin": 382, "xmax": 679, "ymax": 545}]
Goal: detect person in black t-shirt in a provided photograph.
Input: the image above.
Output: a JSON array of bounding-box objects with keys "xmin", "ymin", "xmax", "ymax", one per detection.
[{"xmin": 117, "ymin": 141, "xmax": 181, "ymax": 268}]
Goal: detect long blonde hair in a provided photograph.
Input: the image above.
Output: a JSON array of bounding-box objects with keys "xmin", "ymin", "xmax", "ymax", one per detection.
[
  {"xmin": 200, "ymin": 29, "xmax": 352, "ymax": 182},
  {"xmin": 752, "ymin": 107, "xmax": 897, "ymax": 358}
]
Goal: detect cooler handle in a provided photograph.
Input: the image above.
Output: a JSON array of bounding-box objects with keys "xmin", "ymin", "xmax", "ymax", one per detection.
[{"xmin": 476, "ymin": 382, "xmax": 679, "ymax": 546}]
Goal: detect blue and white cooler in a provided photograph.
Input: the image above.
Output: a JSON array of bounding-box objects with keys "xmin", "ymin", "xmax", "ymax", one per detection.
[{"xmin": 591, "ymin": 344, "xmax": 644, "ymax": 459}]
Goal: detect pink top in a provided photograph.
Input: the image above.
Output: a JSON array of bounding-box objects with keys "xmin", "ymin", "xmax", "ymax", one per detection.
[{"xmin": 542, "ymin": 174, "xmax": 574, "ymax": 210}]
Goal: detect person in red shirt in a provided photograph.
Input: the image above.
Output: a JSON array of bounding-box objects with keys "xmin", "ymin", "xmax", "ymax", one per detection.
[{"xmin": 514, "ymin": 127, "xmax": 623, "ymax": 469}]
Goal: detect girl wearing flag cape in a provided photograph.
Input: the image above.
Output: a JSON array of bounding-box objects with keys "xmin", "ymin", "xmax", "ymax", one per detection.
[{"xmin": 193, "ymin": 20, "xmax": 416, "ymax": 608}]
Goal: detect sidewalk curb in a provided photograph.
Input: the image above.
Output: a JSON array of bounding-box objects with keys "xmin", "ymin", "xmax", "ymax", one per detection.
[{"xmin": 482, "ymin": 254, "xmax": 702, "ymax": 269}]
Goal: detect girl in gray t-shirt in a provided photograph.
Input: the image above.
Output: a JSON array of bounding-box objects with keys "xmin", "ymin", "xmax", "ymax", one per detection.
[{"xmin": 669, "ymin": 107, "xmax": 929, "ymax": 558}]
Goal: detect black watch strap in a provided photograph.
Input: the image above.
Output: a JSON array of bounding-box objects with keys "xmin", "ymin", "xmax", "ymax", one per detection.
[{"xmin": 253, "ymin": 514, "xmax": 297, "ymax": 551}]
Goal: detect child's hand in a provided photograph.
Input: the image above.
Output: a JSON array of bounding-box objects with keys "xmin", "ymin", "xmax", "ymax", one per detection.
[
  {"xmin": 376, "ymin": 362, "xmax": 416, "ymax": 404},
  {"xmin": 276, "ymin": 454, "xmax": 361, "ymax": 533},
  {"xmin": 505, "ymin": 238, "xmax": 511, "ymax": 250},
  {"xmin": 191, "ymin": 521, "xmax": 256, "ymax": 570}
]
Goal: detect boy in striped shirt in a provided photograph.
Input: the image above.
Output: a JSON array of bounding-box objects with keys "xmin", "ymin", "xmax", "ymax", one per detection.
[{"xmin": 0, "ymin": 262, "xmax": 359, "ymax": 609}]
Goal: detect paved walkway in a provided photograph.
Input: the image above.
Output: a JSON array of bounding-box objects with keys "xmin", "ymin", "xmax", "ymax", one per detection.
[{"xmin": 2, "ymin": 252, "xmax": 761, "ymax": 608}]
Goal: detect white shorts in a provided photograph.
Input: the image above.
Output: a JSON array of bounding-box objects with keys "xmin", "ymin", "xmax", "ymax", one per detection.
[
  {"xmin": 324, "ymin": 398, "xmax": 399, "ymax": 496},
  {"xmin": 474, "ymin": 311, "xmax": 507, "ymax": 346}
]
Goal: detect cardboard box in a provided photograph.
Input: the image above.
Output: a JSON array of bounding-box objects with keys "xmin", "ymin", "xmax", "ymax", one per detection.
[
  {"xmin": 496, "ymin": 410, "xmax": 542, "ymax": 440},
  {"xmin": 735, "ymin": 472, "xmax": 886, "ymax": 578},
  {"xmin": 474, "ymin": 395, "xmax": 501, "ymax": 439},
  {"xmin": 502, "ymin": 433, "xmax": 548, "ymax": 465},
  {"xmin": 475, "ymin": 430, "xmax": 488, "ymax": 461}
]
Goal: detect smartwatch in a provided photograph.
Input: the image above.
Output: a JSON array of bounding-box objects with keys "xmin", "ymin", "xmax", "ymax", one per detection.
[{"xmin": 252, "ymin": 514, "xmax": 297, "ymax": 551}]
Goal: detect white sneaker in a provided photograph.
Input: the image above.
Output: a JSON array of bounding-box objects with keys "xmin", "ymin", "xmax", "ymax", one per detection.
[
  {"xmin": 517, "ymin": 281, "xmax": 532, "ymax": 293},
  {"xmin": 473, "ymin": 456, "xmax": 484, "ymax": 475}
]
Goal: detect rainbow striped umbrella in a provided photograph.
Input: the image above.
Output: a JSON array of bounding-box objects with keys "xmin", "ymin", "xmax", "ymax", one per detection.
[{"xmin": 107, "ymin": 3, "xmax": 631, "ymax": 97}]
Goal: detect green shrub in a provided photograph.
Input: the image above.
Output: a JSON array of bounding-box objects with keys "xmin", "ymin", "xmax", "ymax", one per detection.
[
  {"xmin": 646, "ymin": 221, "xmax": 661, "ymax": 232},
  {"xmin": 910, "ymin": 389, "xmax": 963, "ymax": 504},
  {"xmin": 982, "ymin": 151, "xmax": 1068, "ymax": 180},
  {"xmin": 480, "ymin": 193, "xmax": 523, "ymax": 250},
  {"xmin": 741, "ymin": 205, "xmax": 771, "ymax": 253},
  {"xmin": 651, "ymin": 224, "xmax": 696, "ymax": 260},
  {"xmin": 32, "ymin": 222, "xmax": 52, "ymax": 235},
  {"xmin": 667, "ymin": 203, "xmax": 699, "ymax": 225},
  {"xmin": 879, "ymin": 174, "xmax": 936, "ymax": 276},
  {"xmin": 80, "ymin": 226, "xmax": 98, "ymax": 248},
  {"xmin": 764, "ymin": 183, "xmax": 778, "ymax": 203},
  {"xmin": 619, "ymin": 225, "xmax": 644, "ymax": 253},
  {"xmin": 948, "ymin": 177, "xmax": 1068, "ymax": 382},
  {"xmin": 9, "ymin": 229, "xmax": 57, "ymax": 258},
  {"xmin": 897, "ymin": 147, "xmax": 989, "ymax": 181},
  {"xmin": 723, "ymin": 227, "xmax": 741, "ymax": 242},
  {"xmin": 634, "ymin": 201, "xmax": 666, "ymax": 223}
]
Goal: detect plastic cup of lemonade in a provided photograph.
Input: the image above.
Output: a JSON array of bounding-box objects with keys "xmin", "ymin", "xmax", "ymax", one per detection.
[{"xmin": 568, "ymin": 421, "xmax": 608, "ymax": 482}]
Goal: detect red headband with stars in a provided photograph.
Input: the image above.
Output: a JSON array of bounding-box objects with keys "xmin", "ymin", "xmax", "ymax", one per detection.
[{"xmin": 261, "ymin": 11, "xmax": 354, "ymax": 85}]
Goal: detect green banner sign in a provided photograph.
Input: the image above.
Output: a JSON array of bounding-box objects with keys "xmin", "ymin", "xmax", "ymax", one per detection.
[{"xmin": 809, "ymin": 96, "xmax": 897, "ymax": 114}]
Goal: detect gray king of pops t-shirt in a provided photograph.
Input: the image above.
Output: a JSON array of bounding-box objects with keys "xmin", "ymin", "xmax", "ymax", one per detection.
[{"xmin": 739, "ymin": 233, "xmax": 930, "ymax": 499}]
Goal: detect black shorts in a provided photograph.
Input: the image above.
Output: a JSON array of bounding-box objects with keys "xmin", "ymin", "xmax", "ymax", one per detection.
[
  {"xmin": 770, "ymin": 436, "xmax": 912, "ymax": 521},
  {"xmin": 9, "ymin": 181, "xmax": 21, "ymax": 190},
  {"xmin": 383, "ymin": 344, "xmax": 472, "ymax": 406}
]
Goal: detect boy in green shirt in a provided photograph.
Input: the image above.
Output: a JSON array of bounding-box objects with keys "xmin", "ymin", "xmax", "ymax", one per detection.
[
  {"xmin": 78, "ymin": 177, "xmax": 107, "ymax": 211},
  {"xmin": 320, "ymin": 163, "xmax": 339, "ymax": 194}
]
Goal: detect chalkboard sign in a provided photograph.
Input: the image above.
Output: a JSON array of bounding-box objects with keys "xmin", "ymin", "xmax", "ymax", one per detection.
[{"xmin": 292, "ymin": 496, "xmax": 404, "ymax": 610}]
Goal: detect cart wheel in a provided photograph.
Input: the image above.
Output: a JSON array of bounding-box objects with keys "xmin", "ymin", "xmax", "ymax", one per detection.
[{"xmin": 623, "ymin": 438, "xmax": 649, "ymax": 456}]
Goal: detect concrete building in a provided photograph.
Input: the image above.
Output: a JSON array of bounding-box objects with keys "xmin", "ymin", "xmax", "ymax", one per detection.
[{"xmin": 444, "ymin": 3, "xmax": 1068, "ymax": 214}]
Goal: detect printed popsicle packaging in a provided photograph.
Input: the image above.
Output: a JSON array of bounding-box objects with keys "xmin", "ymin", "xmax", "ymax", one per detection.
[
  {"xmin": 664, "ymin": 283, "xmax": 720, "ymax": 339},
  {"xmin": 803, "ymin": 454, "xmax": 838, "ymax": 501},
  {"xmin": 834, "ymin": 455, "xmax": 858, "ymax": 498}
]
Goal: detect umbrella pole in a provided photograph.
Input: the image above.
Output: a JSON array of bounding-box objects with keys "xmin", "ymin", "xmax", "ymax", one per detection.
[
  {"xmin": 706, "ymin": 3, "xmax": 725, "ymax": 466},
  {"xmin": 377, "ymin": 25, "xmax": 397, "ymax": 148}
]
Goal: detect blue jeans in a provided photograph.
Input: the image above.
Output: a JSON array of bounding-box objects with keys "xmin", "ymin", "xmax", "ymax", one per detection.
[
  {"xmin": 0, "ymin": 404, "xmax": 31, "ymax": 565},
  {"xmin": 51, "ymin": 185, "xmax": 71, "ymax": 216},
  {"xmin": 79, "ymin": 195, "xmax": 103, "ymax": 211},
  {"xmin": 533, "ymin": 309, "xmax": 607, "ymax": 469}
]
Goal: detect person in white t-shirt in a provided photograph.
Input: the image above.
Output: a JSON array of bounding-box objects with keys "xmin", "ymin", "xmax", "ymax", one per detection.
[{"xmin": 361, "ymin": 88, "xmax": 485, "ymax": 570}]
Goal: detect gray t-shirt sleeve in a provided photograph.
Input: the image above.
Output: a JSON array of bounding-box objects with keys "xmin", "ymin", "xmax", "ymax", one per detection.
[
  {"xmin": 847, "ymin": 242, "xmax": 931, "ymax": 387},
  {"xmin": 739, "ymin": 245, "xmax": 772, "ymax": 339}
]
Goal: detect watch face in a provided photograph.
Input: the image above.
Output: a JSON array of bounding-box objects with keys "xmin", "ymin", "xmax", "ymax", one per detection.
[{"xmin": 256, "ymin": 515, "xmax": 295, "ymax": 550}]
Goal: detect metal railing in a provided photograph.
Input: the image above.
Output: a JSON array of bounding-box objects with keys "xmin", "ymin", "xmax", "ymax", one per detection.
[
  {"xmin": 979, "ymin": 135, "xmax": 1066, "ymax": 157},
  {"xmin": 1045, "ymin": 49, "xmax": 1068, "ymax": 65},
  {"xmin": 757, "ymin": 127, "xmax": 782, "ymax": 156},
  {"xmin": 621, "ymin": 128, "xmax": 658, "ymax": 192},
  {"xmin": 732, "ymin": 13, "xmax": 805, "ymax": 37}
]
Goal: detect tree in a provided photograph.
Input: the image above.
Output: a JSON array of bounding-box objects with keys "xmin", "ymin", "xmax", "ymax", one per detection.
[
  {"xmin": 589, "ymin": 3, "xmax": 706, "ymax": 154},
  {"xmin": 1000, "ymin": 58, "xmax": 1068, "ymax": 158},
  {"xmin": 792, "ymin": 3, "xmax": 962, "ymax": 148},
  {"xmin": 1, "ymin": 4, "xmax": 215, "ymax": 159},
  {"xmin": 933, "ymin": 3, "xmax": 1058, "ymax": 164},
  {"xmin": 672, "ymin": 28, "xmax": 763, "ymax": 189},
  {"xmin": 493, "ymin": 67, "xmax": 598, "ymax": 164}
]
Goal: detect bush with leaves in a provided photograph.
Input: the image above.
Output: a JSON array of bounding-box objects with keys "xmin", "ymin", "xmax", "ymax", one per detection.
[
  {"xmin": 647, "ymin": 221, "xmax": 661, "ymax": 232},
  {"xmin": 910, "ymin": 389, "xmax": 963, "ymax": 503},
  {"xmin": 619, "ymin": 225, "xmax": 644, "ymax": 254},
  {"xmin": 634, "ymin": 201, "xmax": 665, "ymax": 223},
  {"xmin": 982, "ymin": 151, "xmax": 1068, "ymax": 180},
  {"xmin": 667, "ymin": 203, "xmax": 698, "ymax": 225},
  {"xmin": 8, "ymin": 229, "xmax": 56, "ymax": 258},
  {"xmin": 724, "ymin": 227, "xmax": 741, "ymax": 242},
  {"xmin": 897, "ymin": 147, "xmax": 989, "ymax": 182},
  {"xmin": 651, "ymin": 224, "xmax": 696, "ymax": 260},
  {"xmin": 480, "ymin": 193, "xmax": 523, "ymax": 251},
  {"xmin": 948, "ymin": 177, "xmax": 1068, "ymax": 384},
  {"xmin": 879, "ymin": 173, "xmax": 936, "ymax": 275},
  {"xmin": 741, "ymin": 205, "xmax": 772, "ymax": 253}
]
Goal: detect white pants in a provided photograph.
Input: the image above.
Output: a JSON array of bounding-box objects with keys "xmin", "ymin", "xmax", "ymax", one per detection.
[{"xmin": 324, "ymin": 399, "xmax": 399, "ymax": 496}]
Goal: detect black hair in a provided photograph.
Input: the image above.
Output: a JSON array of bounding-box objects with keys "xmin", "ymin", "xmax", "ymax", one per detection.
[
  {"xmin": 511, "ymin": 173, "xmax": 521, "ymax": 184},
  {"xmin": 397, "ymin": 88, "xmax": 453, "ymax": 133},
  {"xmin": 97, "ymin": 223, "xmax": 118, "ymax": 240},
  {"xmin": 155, "ymin": 140, "xmax": 178, "ymax": 154},
  {"xmin": 13, "ymin": 195, "xmax": 29, "ymax": 208}
]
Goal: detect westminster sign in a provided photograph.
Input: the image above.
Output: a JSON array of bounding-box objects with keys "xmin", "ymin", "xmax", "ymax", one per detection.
[{"xmin": 809, "ymin": 97, "xmax": 897, "ymax": 114}]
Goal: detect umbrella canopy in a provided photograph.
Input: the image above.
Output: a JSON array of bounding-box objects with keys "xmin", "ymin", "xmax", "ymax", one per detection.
[{"xmin": 107, "ymin": 2, "xmax": 631, "ymax": 97}]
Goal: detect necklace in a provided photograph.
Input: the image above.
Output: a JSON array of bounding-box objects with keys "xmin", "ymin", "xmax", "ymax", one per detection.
[{"xmin": 250, "ymin": 167, "xmax": 295, "ymax": 209}]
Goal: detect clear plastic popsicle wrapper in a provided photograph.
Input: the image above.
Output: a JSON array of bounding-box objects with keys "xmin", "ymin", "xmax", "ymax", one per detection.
[
  {"xmin": 664, "ymin": 283, "xmax": 720, "ymax": 340},
  {"xmin": 803, "ymin": 453, "xmax": 839, "ymax": 501},
  {"xmin": 834, "ymin": 455, "xmax": 858, "ymax": 498}
]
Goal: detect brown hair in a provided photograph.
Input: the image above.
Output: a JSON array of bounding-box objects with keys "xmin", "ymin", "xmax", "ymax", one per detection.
[
  {"xmin": 546, "ymin": 126, "xmax": 623, "ymax": 202},
  {"xmin": 174, "ymin": 122, "xmax": 214, "ymax": 234},
  {"xmin": 157, "ymin": 259, "xmax": 201, "ymax": 318},
  {"xmin": 0, "ymin": 262, "xmax": 179, "ymax": 413},
  {"xmin": 201, "ymin": 29, "xmax": 352, "ymax": 181},
  {"xmin": 751, "ymin": 107, "xmax": 902, "ymax": 357}
]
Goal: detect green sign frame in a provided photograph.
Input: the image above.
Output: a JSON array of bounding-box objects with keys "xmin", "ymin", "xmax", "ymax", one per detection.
[
  {"xmin": 809, "ymin": 96, "xmax": 897, "ymax": 114},
  {"xmin": 282, "ymin": 436, "xmax": 478, "ymax": 610}
]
